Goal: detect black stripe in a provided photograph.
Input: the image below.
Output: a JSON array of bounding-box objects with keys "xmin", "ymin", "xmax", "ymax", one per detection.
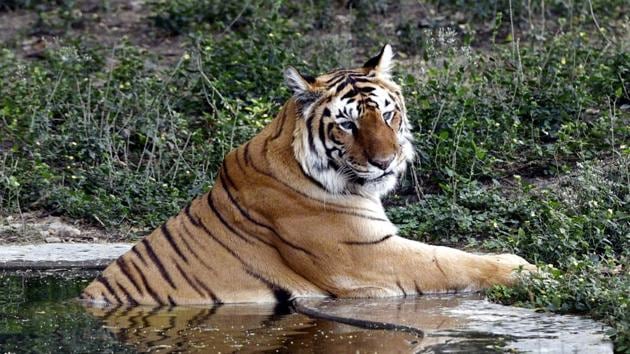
[
  {"xmin": 326, "ymin": 74, "xmax": 347, "ymax": 86},
  {"xmin": 335, "ymin": 80, "xmax": 350, "ymax": 94},
  {"xmin": 362, "ymin": 96, "xmax": 378, "ymax": 107},
  {"xmin": 131, "ymin": 245, "xmax": 148, "ymax": 266},
  {"xmin": 95, "ymin": 275, "xmax": 122, "ymax": 303},
  {"xmin": 396, "ymin": 281, "xmax": 407, "ymax": 297},
  {"xmin": 116, "ymin": 257, "xmax": 143, "ymax": 295},
  {"xmin": 298, "ymin": 165, "xmax": 328, "ymax": 190},
  {"xmin": 243, "ymin": 141, "xmax": 251, "ymax": 165},
  {"xmin": 341, "ymin": 89, "xmax": 358, "ymax": 101},
  {"xmin": 433, "ymin": 253, "xmax": 448, "ymax": 278},
  {"xmin": 324, "ymin": 146, "xmax": 341, "ymax": 161},
  {"xmin": 221, "ymin": 164, "xmax": 317, "ymax": 258},
  {"xmin": 161, "ymin": 223, "xmax": 189, "ymax": 264},
  {"xmin": 328, "ymin": 158, "xmax": 340, "ymax": 171},
  {"xmin": 167, "ymin": 295, "xmax": 176, "ymax": 306},
  {"xmin": 194, "ymin": 276, "xmax": 222, "ymax": 304},
  {"xmin": 188, "ymin": 308, "xmax": 213, "ymax": 327},
  {"xmin": 358, "ymin": 86, "xmax": 376, "ymax": 93},
  {"xmin": 173, "ymin": 259, "xmax": 206, "ymax": 298},
  {"xmin": 306, "ymin": 112, "xmax": 318, "ymax": 154},
  {"xmin": 342, "ymin": 234, "xmax": 394, "ymax": 245},
  {"xmin": 115, "ymin": 281, "xmax": 139, "ymax": 305},
  {"xmin": 141, "ymin": 239, "xmax": 177, "ymax": 289},
  {"xmin": 130, "ymin": 259, "xmax": 164, "ymax": 305},
  {"xmin": 99, "ymin": 291, "xmax": 111, "ymax": 304},
  {"xmin": 143, "ymin": 314, "xmax": 175, "ymax": 348},
  {"xmin": 414, "ymin": 280, "xmax": 424, "ymax": 295},
  {"xmin": 388, "ymin": 92, "xmax": 397, "ymax": 105},
  {"xmin": 124, "ymin": 310, "xmax": 142, "ymax": 336},
  {"xmin": 336, "ymin": 106, "xmax": 351, "ymax": 119},
  {"xmin": 189, "ymin": 211, "xmax": 248, "ymax": 264},
  {"xmin": 245, "ymin": 268, "xmax": 293, "ymax": 303},
  {"xmin": 178, "ymin": 222, "xmax": 216, "ymax": 273},
  {"xmin": 207, "ymin": 192, "xmax": 255, "ymax": 245},
  {"xmin": 318, "ymin": 119, "xmax": 327, "ymax": 154},
  {"xmin": 327, "ymin": 123, "xmax": 342, "ymax": 145},
  {"xmin": 184, "ymin": 203, "xmax": 200, "ymax": 227},
  {"xmin": 190, "ymin": 303, "xmax": 222, "ymax": 327},
  {"xmin": 270, "ymin": 111, "xmax": 287, "ymax": 140}
]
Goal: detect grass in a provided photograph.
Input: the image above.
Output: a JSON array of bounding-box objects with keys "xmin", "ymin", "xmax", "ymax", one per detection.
[{"xmin": 0, "ymin": 0, "xmax": 628, "ymax": 351}]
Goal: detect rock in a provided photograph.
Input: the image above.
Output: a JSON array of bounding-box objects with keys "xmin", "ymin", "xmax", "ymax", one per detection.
[
  {"xmin": 47, "ymin": 222, "xmax": 81, "ymax": 238},
  {"xmin": 0, "ymin": 243, "xmax": 133, "ymax": 269}
]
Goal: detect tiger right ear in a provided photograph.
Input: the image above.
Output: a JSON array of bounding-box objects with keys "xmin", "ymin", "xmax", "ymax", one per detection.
[
  {"xmin": 284, "ymin": 66, "xmax": 317, "ymax": 95},
  {"xmin": 284, "ymin": 67, "xmax": 320, "ymax": 109}
]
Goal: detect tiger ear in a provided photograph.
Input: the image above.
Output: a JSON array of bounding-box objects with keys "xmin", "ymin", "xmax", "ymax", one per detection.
[
  {"xmin": 284, "ymin": 66, "xmax": 319, "ymax": 105},
  {"xmin": 363, "ymin": 44, "xmax": 394, "ymax": 77}
]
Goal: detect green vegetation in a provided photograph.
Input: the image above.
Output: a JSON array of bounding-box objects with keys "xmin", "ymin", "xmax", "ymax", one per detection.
[{"xmin": 0, "ymin": 0, "xmax": 627, "ymax": 350}]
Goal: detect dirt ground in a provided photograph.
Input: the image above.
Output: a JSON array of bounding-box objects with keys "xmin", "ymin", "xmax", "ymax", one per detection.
[
  {"xmin": 0, "ymin": 0, "xmax": 184, "ymax": 65},
  {"xmin": 0, "ymin": 212, "xmax": 134, "ymax": 244}
]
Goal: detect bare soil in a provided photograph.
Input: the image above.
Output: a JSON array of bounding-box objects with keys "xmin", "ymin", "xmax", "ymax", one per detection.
[
  {"xmin": 0, "ymin": 0, "xmax": 184, "ymax": 66},
  {"xmin": 0, "ymin": 212, "xmax": 132, "ymax": 244}
]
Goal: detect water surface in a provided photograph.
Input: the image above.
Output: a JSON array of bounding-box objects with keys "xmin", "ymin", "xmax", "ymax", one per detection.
[
  {"xmin": 0, "ymin": 270, "xmax": 419, "ymax": 353},
  {"xmin": 0, "ymin": 270, "xmax": 612, "ymax": 353}
]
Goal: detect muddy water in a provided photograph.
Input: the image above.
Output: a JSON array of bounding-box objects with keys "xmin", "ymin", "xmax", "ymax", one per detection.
[{"xmin": 0, "ymin": 270, "xmax": 613, "ymax": 353}]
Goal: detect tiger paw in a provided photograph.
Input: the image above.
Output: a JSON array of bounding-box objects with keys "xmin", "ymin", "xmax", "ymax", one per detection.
[{"xmin": 488, "ymin": 253, "xmax": 537, "ymax": 285}]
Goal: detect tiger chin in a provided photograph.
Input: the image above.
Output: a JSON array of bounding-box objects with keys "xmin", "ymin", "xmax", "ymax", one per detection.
[{"xmin": 81, "ymin": 44, "xmax": 535, "ymax": 306}]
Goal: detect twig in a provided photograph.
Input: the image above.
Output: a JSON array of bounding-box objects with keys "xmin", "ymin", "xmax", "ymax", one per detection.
[
  {"xmin": 222, "ymin": 1, "xmax": 251, "ymax": 35},
  {"xmin": 587, "ymin": 0, "xmax": 613, "ymax": 46}
]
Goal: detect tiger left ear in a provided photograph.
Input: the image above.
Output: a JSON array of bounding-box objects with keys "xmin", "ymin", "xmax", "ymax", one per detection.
[{"xmin": 363, "ymin": 44, "xmax": 394, "ymax": 77}]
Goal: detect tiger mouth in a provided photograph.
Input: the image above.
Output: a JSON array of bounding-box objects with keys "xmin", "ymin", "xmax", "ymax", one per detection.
[
  {"xmin": 371, "ymin": 171, "xmax": 395, "ymax": 182},
  {"xmin": 351, "ymin": 171, "xmax": 394, "ymax": 185}
]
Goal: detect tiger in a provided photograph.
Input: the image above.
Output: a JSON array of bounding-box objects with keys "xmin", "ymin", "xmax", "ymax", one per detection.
[{"xmin": 81, "ymin": 44, "xmax": 535, "ymax": 306}]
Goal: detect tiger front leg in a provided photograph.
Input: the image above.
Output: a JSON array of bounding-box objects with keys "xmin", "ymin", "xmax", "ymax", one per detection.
[
  {"xmin": 321, "ymin": 237, "xmax": 537, "ymax": 297},
  {"xmin": 405, "ymin": 240, "xmax": 537, "ymax": 294}
]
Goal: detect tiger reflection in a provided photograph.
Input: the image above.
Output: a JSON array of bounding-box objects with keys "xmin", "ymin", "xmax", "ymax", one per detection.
[{"xmin": 84, "ymin": 303, "xmax": 424, "ymax": 353}]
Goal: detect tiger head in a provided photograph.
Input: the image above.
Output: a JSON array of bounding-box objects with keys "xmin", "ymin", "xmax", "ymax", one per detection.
[{"xmin": 285, "ymin": 44, "xmax": 414, "ymax": 197}]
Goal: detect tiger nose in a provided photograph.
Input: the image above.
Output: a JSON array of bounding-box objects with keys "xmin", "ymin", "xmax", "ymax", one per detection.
[{"xmin": 370, "ymin": 156, "xmax": 395, "ymax": 170}]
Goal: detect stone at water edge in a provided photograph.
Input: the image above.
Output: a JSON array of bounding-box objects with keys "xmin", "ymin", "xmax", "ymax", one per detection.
[{"xmin": 0, "ymin": 243, "xmax": 133, "ymax": 269}]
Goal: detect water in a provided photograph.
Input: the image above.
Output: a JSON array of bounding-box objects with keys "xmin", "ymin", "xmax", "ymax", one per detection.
[
  {"xmin": 0, "ymin": 270, "xmax": 419, "ymax": 353},
  {"xmin": 0, "ymin": 270, "xmax": 613, "ymax": 353}
]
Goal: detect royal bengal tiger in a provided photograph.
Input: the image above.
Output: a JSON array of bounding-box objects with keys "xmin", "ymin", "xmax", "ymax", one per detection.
[{"xmin": 82, "ymin": 44, "xmax": 535, "ymax": 306}]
